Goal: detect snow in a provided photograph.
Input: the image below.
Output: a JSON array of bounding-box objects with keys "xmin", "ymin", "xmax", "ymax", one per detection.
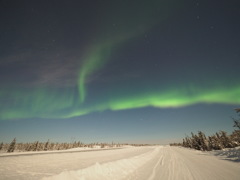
[
  {"xmin": 0, "ymin": 146, "xmax": 122, "ymax": 157},
  {"xmin": 0, "ymin": 146, "xmax": 239, "ymax": 180},
  {"xmin": 210, "ymin": 146, "xmax": 240, "ymax": 162},
  {"xmin": 42, "ymin": 146, "xmax": 161, "ymax": 180}
]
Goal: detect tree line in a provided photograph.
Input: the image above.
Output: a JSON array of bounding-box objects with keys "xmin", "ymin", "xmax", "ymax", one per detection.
[
  {"xmin": 0, "ymin": 140, "xmax": 123, "ymax": 153},
  {"xmin": 0, "ymin": 140, "xmax": 153, "ymax": 153},
  {"xmin": 170, "ymin": 108, "xmax": 240, "ymax": 151}
]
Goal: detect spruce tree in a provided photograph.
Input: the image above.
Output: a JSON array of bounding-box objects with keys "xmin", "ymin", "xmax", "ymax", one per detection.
[
  {"xmin": 44, "ymin": 140, "xmax": 49, "ymax": 151},
  {"xmin": 233, "ymin": 108, "xmax": 240, "ymax": 129},
  {"xmin": 33, "ymin": 141, "xmax": 39, "ymax": 151},
  {"xmin": 198, "ymin": 131, "xmax": 209, "ymax": 151},
  {"xmin": 219, "ymin": 131, "xmax": 234, "ymax": 148},
  {"xmin": 0, "ymin": 142, "xmax": 3, "ymax": 151},
  {"xmin": 7, "ymin": 138, "xmax": 16, "ymax": 153}
]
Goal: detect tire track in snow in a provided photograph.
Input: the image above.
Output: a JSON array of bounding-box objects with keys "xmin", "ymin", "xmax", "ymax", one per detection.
[{"xmin": 147, "ymin": 151, "xmax": 163, "ymax": 180}]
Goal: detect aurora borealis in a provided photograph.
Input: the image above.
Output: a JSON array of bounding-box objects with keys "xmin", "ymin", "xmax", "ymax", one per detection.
[{"xmin": 0, "ymin": 0, "xmax": 239, "ymax": 143}]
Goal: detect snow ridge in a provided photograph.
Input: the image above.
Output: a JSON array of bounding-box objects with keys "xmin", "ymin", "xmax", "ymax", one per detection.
[{"xmin": 42, "ymin": 146, "xmax": 161, "ymax": 180}]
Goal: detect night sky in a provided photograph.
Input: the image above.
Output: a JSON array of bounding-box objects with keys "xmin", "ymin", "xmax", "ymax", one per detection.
[{"xmin": 0, "ymin": 0, "xmax": 239, "ymax": 144}]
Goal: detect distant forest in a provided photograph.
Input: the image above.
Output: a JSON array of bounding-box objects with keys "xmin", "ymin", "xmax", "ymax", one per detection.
[
  {"xmin": 0, "ymin": 140, "xmax": 124, "ymax": 153},
  {"xmin": 170, "ymin": 108, "xmax": 240, "ymax": 151},
  {"xmin": 0, "ymin": 139, "xmax": 151, "ymax": 153}
]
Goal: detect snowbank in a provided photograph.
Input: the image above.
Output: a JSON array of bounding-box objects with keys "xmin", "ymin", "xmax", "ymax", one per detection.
[
  {"xmin": 211, "ymin": 146, "xmax": 240, "ymax": 162},
  {"xmin": 42, "ymin": 146, "xmax": 161, "ymax": 180}
]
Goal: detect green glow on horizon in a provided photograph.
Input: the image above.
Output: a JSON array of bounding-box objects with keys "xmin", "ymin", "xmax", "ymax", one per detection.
[
  {"xmin": 0, "ymin": 88, "xmax": 75, "ymax": 120},
  {"xmin": 63, "ymin": 85, "xmax": 240, "ymax": 119},
  {"xmin": 0, "ymin": 84, "xmax": 240, "ymax": 120}
]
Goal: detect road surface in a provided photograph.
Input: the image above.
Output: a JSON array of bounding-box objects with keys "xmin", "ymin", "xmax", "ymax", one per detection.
[{"xmin": 0, "ymin": 146, "xmax": 239, "ymax": 180}]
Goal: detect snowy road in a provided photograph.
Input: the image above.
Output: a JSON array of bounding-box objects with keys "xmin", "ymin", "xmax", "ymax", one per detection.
[{"xmin": 0, "ymin": 146, "xmax": 239, "ymax": 180}]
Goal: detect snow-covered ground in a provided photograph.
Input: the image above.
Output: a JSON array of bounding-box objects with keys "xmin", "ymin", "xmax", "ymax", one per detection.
[
  {"xmin": 209, "ymin": 146, "xmax": 240, "ymax": 162},
  {"xmin": 0, "ymin": 145, "xmax": 122, "ymax": 157},
  {"xmin": 0, "ymin": 146, "xmax": 239, "ymax": 180}
]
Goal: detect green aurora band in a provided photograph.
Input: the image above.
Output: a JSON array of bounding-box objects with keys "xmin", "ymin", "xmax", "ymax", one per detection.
[
  {"xmin": 1, "ymin": 84, "xmax": 240, "ymax": 120},
  {"xmin": 64, "ymin": 84, "xmax": 240, "ymax": 118},
  {"xmin": 78, "ymin": 43, "xmax": 112, "ymax": 103}
]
